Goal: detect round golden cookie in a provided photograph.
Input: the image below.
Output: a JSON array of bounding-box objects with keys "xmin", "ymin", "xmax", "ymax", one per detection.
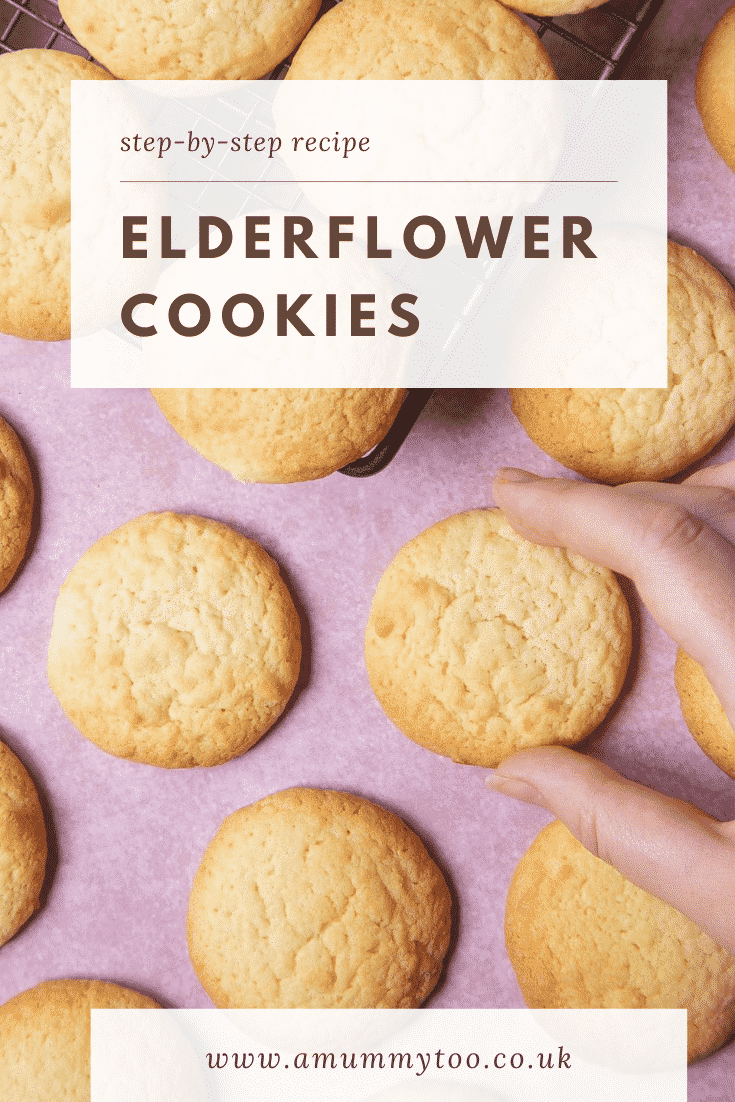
[
  {"xmin": 0, "ymin": 49, "xmax": 113, "ymax": 341},
  {"xmin": 511, "ymin": 241, "xmax": 735, "ymax": 484},
  {"xmin": 505, "ymin": 820, "xmax": 735, "ymax": 1063},
  {"xmin": 675, "ymin": 649, "xmax": 735, "ymax": 779},
  {"xmin": 151, "ymin": 388, "xmax": 407, "ymax": 483},
  {"xmin": 47, "ymin": 512, "xmax": 301, "ymax": 768},
  {"xmin": 696, "ymin": 6, "xmax": 735, "ymax": 172},
  {"xmin": 0, "ymin": 979, "xmax": 160, "ymax": 1101},
  {"xmin": 187, "ymin": 787, "xmax": 452, "ymax": 1008},
  {"xmin": 365, "ymin": 509, "xmax": 631, "ymax": 768},
  {"xmin": 0, "ymin": 740, "xmax": 46, "ymax": 948},
  {"xmin": 0, "ymin": 415, "xmax": 33, "ymax": 594},
  {"xmin": 59, "ymin": 0, "xmax": 320, "ymax": 80},
  {"xmin": 286, "ymin": 0, "xmax": 556, "ymax": 80}
]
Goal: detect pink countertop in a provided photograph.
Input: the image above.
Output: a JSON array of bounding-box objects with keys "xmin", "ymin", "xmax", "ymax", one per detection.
[{"xmin": 1, "ymin": 1, "xmax": 734, "ymax": 1097}]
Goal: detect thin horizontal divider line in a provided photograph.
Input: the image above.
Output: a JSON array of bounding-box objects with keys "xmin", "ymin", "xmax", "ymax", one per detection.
[{"xmin": 119, "ymin": 179, "xmax": 620, "ymax": 184}]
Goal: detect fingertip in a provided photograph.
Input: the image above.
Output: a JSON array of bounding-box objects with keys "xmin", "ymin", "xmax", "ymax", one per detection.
[
  {"xmin": 485, "ymin": 770, "xmax": 548, "ymax": 808},
  {"xmin": 487, "ymin": 746, "xmax": 590, "ymax": 810},
  {"xmin": 497, "ymin": 744, "xmax": 585, "ymax": 780},
  {"xmin": 492, "ymin": 469, "xmax": 557, "ymax": 542},
  {"xmin": 494, "ymin": 467, "xmax": 542, "ymax": 486},
  {"xmin": 491, "ymin": 747, "xmax": 625, "ymax": 829}
]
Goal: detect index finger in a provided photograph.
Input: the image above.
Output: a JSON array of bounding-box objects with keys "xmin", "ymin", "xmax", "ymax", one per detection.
[
  {"xmin": 492, "ymin": 469, "xmax": 735, "ymax": 721},
  {"xmin": 487, "ymin": 746, "xmax": 735, "ymax": 955}
]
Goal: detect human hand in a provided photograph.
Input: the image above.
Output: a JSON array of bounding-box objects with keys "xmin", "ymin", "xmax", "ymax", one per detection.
[{"xmin": 487, "ymin": 461, "xmax": 735, "ymax": 955}]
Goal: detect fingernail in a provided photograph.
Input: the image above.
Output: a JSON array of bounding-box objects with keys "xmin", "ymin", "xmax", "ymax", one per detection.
[
  {"xmin": 495, "ymin": 468, "xmax": 541, "ymax": 485},
  {"xmin": 485, "ymin": 772, "xmax": 546, "ymax": 807}
]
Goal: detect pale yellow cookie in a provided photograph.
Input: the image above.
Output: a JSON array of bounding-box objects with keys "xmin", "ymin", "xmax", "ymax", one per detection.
[
  {"xmin": 506, "ymin": 0, "xmax": 606, "ymax": 12},
  {"xmin": 0, "ymin": 50, "xmax": 113, "ymax": 342},
  {"xmin": 0, "ymin": 979, "xmax": 160, "ymax": 1101},
  {"xmin": 0, "ymin": 223, "xmax": 71, "ymax": 344},
  {"xmin": 511, "ymin": 241, "xmax": 735, "ymax": 484},
  {"xmin": 286, "ymin": 0, "xmax": 557, "ymax": 80},
  {"xmin": 675, "ymin": 649, "xmax": 735, "ymax": 779},
  {"xmin": 0, "ymin": 740, "xmax": 46, "ymax": 949},
  {"xmin": 151, "ymin": 388, "xmax": 407, "ymax": 483},
  {"xmin": 0, "ymin": 415, "xmax": 33, "ymax": 593},
  {"xmin": 365, "ymin": 509, "xmax": 631, "ymax": 768},
  {"xmin": 59, "ymin": 0, "xmax": 321, "ymax": 80},
  {"xmin": 696, "ymin": 6, "xmax": 735, "ymax": 172},
  {"xmin": 188, "ymin": 787, "xmax": 452, "ymax": 1007},
  {"xmin": 505, "ymin": 820, "xmax": 735, "ymax": 1063},
  {"xmin": 47, "ymin": 512, "xmax": 301, "ymax": 768}
]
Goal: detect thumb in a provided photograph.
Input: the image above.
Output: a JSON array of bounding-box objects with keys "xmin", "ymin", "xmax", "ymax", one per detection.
[{"xmin": 487, "ymin": 746, "xmax": 735, "ymax": 954}]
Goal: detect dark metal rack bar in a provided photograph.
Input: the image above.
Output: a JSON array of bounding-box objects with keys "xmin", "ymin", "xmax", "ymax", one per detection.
[{"xmin": 0, "ymin": 0, "xmax": 92, "ymax": 56}]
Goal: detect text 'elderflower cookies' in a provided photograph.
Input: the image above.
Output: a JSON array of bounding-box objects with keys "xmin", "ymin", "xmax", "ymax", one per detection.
[
  {"xmin": 511, "ymin": 241, "xmax": 735, "ymax": 483},
  {"xmin": 505, "ymin": 821, "xmax": 735, "ymax": 1063},
  {"xmin": 0, "ymin": 979, "xmax": 160, "ymax": 1101},
  {"xmin": 151, "ymin": 388, "xmax": 406, "ymax": 483},
  {"xmin": 0, "ymin": 740, "xmax": 46, "ymax": 949},
  {"xmin": 365, "ymin": 509, "xmax": 631, "ymax": 768},
  {"xmin": 286, "ymin": 0, "xmax": 557, "ymax": 80},
  {"xmin": 47, "ymin": 512, "xmax": 301, "ymax": 768},
  {"xmin": 58, "ymin": 0, "xmax": 320, "ymax": 80},
  {"xmin": 0, "ymin": 415, "xmax": 33, "ymax": 593},
  {"xmin": 675, "ymin": 649, "xmax": 735, "ymax": 780},
  {"xmin": 696, "ymin": 6, "xmax": 735, "ymax": 173},
  {"xmin": 187, "ymin": 787, "xmax": 452, "ymax": 1008},
  {"xmin": 0, "ymin": 49, "xmax": 113, "ymax": 341}
]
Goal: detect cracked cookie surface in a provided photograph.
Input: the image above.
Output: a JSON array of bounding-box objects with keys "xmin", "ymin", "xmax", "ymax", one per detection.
[
  {"xmin": 286, "ymin": 0, "xmax": 556, "ymax": 80},
  {"xmin": 58, "ymin": 0, "xmax": 320, "ymax": 79},
  {"xmin": 0, "ymin": 50, "xmax": 113, "ymax": 341},
  {"xmin": 365, "ymin": 509, "xmax": 631, "ymax": 768},
  {"xmin": 0, "ymin": 415, "xmax": 33, "ymax": 593},
  {"xmin": 187, "ymin": 787, "xmax": 452, "ymax": 1007},
  {"xmin": 47, "ymin": 511, "xmax": 301, "ymax": 767},
  {"xmin": 0, "ymin": 739, "xmax": 46, "ymax": 949},
  {"xmin": 511, "ymin": 241, "xmax": 735, "ymax": 483},
  {"xmin": 506, "ymin": 820, "xmax": 735, "ymax": 1062},
  {"xmin": 0, "ymin": 979, "xmax": 159, "ymax": 1100},
  {"xmin": 152, "ymin": 388, "xmax": 406, "ymax": 483}
]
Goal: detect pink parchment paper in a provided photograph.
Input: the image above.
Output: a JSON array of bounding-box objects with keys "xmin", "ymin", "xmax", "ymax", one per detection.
[{"xmin": 1, "ymin": 1, "xmax": 734, "ymax": 1096}]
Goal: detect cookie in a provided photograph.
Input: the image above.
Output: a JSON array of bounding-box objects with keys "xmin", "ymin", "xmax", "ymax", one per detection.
[
  {"xmin": 58, "ymin": 0, "xmax": 320, "ymax": 80},
  {"xmin": 187, "ymin": 787, "xmax": 452, "ymax": 1007},
  {"xmin": 0, "ymin": 49, "xmax": 113, "ymax": 341},
  {"xmin": 47, "ymin": 512, "xmax": 301, "ymax": 768},
  {"xmin": 505, "ymin": 820, "xmax": 735, "ymax": 1062},
  {"xmin": 0, "ymin": 978, "xmax": 160, "ymax": 1100},
  {"xmin": 505, "ymin": 0, "xmax": 606, "ymax": 12},
  {"xmin": 0, "ymin": 740, "xmax": 46, "ymax": 949},
  {"xmin": 0, "ymin": 415, "xmax": 33, "ymax": 593},
  {"xmin": 511, "ymin": 241, "xmax": 735, "ymax": 484},
  {"xmin": 675, "ymin": 649, "xmax": 735, "ymax": 779},
  {"xmin": 365, "ymin": 509, "xmax": 631, "ymax": 768},
  {"xmin": 696, "ymin": 6, "xmax": 735, "ymax": 172},
  {"xmin": 151, "ymin": 389, "xmax": 407, "ymax": 483},
  {"xmin": 286, "ymin": 0, "xmax": 557, "ymax": 80}
]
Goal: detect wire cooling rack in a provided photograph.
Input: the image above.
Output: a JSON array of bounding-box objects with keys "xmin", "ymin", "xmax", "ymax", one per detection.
[
  {"xmin": 0, "ymin": 0, "xmax": 664, "ymax": 78},
  {"xmin": 0, "ymin": 0, "xmax": 665, "ymax": 476}
]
